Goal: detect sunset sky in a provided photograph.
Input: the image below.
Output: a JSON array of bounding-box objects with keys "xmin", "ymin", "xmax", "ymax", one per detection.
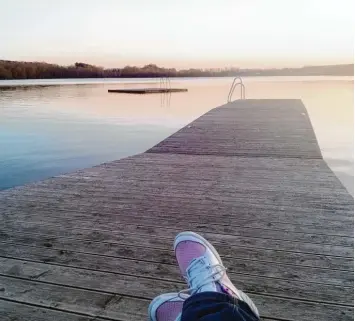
[{"xmin": 0, "ymin": 0, "xmax": 353, "ymax": 68}]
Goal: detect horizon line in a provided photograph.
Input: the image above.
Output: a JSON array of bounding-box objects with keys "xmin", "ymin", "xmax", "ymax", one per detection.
[{"xmin": 0, "ymin": 58, "xmax": 354, "ymax": 71}]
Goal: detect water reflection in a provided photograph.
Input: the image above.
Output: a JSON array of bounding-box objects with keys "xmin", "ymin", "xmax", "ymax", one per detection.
[{"xmin": 160, "ymin": 92, "xmax": 172, "ymax": 108}]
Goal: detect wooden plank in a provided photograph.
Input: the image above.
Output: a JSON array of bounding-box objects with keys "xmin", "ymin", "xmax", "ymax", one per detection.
[
  {"xmin": 2, "ymin": 204, "xmax": 353, "ymax": 236},
  {"xmin": 1, "ymin": 153, "xmax": 352, "ymax": 230},
  {"xmin": 0, "ymin": 276, "xmax": 147, "ymax": 321},
  {"xmin": 1, "ymin": 300, "xmax": 104, "ymax": 321},
  {"xmin": 2, "ymin": 223, "xmax": 351, "ymax": 258},
  {"xmin": 0, "ymin": 257, "xmax": 182, "ymax": 298},
  {"xmin": 0, "ymin": 299, "xmax": 277, "ymax": 321},
  {"xmin": 3, "ymin": 153, "xmax": 350, "ymax": 202},
  {"xmin": 2, "ymin": 217, "xmax": 352, "ymax": 247},
  {"xmin": 0, "ymin": 243, "xmax": 352, "ymax": 305},
  {"xmin": 2, "ymin": 152, "xmax": 352, "ymax": 223},
  {"xmin": 2, "ymin": 196, "xmax": 353, "ymax": 229},
  {"xmin": 2, "ymin": 186, "xmax": 351, "ymax": 216},
  {"xmin": 4, "ymin": 178, "xmax": 351, "ymax": 209},
  {"xmin": 2, "ymin": 153, "xmax": 351, "ymax": 201},
  {"xmin": 2, "ymin": 229, "xmax": 352, "ymax": 271},
  {"xmin": 0, "ymin": 260, "xmax": 353, "ymax": 321},
  {"xmin": 147, "ymin": 100, "xmax": 323, "ymax": 158}
]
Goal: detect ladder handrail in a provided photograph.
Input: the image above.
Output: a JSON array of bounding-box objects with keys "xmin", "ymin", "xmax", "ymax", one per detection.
[{"xmin": 228, "ymin": 77, "xmax": 245, "ymax": 102}]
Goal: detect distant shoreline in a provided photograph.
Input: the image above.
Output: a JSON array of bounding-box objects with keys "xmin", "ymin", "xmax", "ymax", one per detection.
[
  {"xmin": 0, "ymin": 60, "xmax": 353, "ymax": 80},
  {"xmin": 0, "ymin": 75, "xmax": 353, "ymax": 90}
]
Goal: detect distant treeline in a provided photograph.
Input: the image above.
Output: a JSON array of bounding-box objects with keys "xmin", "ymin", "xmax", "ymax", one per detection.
[{"xmin": 0, "ymin": 60, "xmax": 353, "ymax": 80}]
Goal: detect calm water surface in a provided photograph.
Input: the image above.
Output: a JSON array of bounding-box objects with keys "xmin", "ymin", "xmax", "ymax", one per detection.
[{"xmin": 0, "ymin": 77, "xmax": 353, "ymax": 194}]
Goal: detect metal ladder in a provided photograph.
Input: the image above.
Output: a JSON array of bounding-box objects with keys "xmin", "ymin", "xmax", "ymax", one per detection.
[{"xmin": 227, "ymin": 76, "xmax": 245, "ymax": 102}]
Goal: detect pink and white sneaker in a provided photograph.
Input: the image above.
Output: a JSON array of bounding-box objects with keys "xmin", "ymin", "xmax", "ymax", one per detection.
[
  {"xmin": 174, "ymin": 231, "xmax": 259, "ymax": 318},
  {"xmin": 148, "ymin": 293, "xmax": 188, "ymax": 321}
]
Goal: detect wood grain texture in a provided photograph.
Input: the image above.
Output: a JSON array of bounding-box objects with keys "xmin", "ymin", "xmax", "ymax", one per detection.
[
  {"xmin": 2, "ymin": 217, "xmax": 352, "ymax": 247},
  {"xmin": 0, "ymin": 99, "xmax": 353, "ymax": 320},
  {"xmin": 0, "ymin": 276, "xmax": 147, "ymax": 321},
  {"xmin": 148, "ymin": 100, "xmax": 323, "ymax": 158},
  {"xmin": 2, "ymin": 221, "xmax": 352, "ymax": 257},
  {"xmin": 1, "ymin": 300, "xmax": 106, "ymax": 321},
  {"xmin": 1, "ymin": 300, "xmax": 283, "ymax": 321},
  {"xmin": 2, "ymin": 205, "xmax": 353, "ymax": 236},
  {"xmin": 2, "ymin": 234, "xmax": 352, "ymax": 271},
  {"xmin": 0, "ymin": 261, "xmax": 353, "ymax": 321},
  {"xmin": 0, "ymin": 244, "xmax": 352, "ymax": 305}
]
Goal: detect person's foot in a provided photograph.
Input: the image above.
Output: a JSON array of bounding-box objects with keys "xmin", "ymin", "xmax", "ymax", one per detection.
[
  {"xmin": 174, "ymin": 231, "xmax": 259, "ymax": 317},
  {"xmin": 148, "ymin": 293, "xmax": 187, "ymax": 321}
]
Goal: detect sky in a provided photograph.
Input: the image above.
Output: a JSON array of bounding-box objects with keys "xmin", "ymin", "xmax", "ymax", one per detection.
[{"xmin": 0, "ymin": 0, "xmax": 353, "ymax": 69}]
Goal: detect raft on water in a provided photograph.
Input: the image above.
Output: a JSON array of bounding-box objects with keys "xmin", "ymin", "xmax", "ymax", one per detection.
[{"xmin": 108, "ymin": 88, "xmax": 188, "ymax": 94}]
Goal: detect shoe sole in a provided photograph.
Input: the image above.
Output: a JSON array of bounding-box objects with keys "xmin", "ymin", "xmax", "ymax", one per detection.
[
  {"xmin": 174, "ymin": 231, "xmax": 223, "ymax": 265},
  {"xmin": 148, "ymin": 293, "xmax": 184, "ymax": 321}
]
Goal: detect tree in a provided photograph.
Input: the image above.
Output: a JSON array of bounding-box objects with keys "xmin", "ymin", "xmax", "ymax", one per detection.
[
  {"xmin": 11, "ymin": 65, "xmax": 26, "ymax": 79},
  {"xmin": 0, "ymin": 60, "xmax": 353, "ymax": 80},
  {"xmin": 0, "ymin": 65, "xmax": 12, "ymax": 79}
]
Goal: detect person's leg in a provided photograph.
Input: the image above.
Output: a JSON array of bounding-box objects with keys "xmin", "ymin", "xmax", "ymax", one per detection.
[
  {"xmin": 174, "ymin": 231, "xmax": 260, "ymax": 320},
  {"xmin": 181, "ymin": 292, "xmax": 259, "ymax": 321},
  {"xmin": 149, "ymin": 291, "xmax": 258, "ymax": 321}
]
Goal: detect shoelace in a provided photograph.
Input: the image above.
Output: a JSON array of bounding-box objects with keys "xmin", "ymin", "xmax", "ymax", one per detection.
[
  {"xmin": 178, "ymin": 260, "xmax": 227, "ymax": 299},
  {"xmin": 176, "ymin": 259, "xmax": 259, "ymax": 319}
]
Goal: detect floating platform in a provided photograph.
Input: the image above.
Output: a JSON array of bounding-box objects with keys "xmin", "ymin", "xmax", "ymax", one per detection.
[
  {"xmin": 108, "ymin": 88, "xmax": 188, "ymax": 94},
  {"xmin": 0, "ymin": 99, "xmax": 353, "ymax": 321}
]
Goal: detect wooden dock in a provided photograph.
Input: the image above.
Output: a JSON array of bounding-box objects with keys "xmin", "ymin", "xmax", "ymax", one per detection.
[
  {"xmin": 108, "ymin": 88, "xmax": 188, "ymax": 94},
  {"xmin": 0, "ymin": 99, "xmax": 353, "ymax": 321}
]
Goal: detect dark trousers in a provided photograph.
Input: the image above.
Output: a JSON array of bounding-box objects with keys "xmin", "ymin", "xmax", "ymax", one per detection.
[{"xmin": 181, "ymin": 292, "xmax": 260, "ymax": 321}]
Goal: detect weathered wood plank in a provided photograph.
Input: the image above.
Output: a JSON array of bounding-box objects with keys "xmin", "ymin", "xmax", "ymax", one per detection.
[
  {"xmin": 2, "ymin": 217, "xmax": 352, "ymax": 247},
  {"xmin": 2, "ymin": 182, "xmax": 351, "ymax": 214},
  {"xmin": 0, "ymin": 276, "xmax": 147, "ymax": 321},
  {"xmin": 1, "ymin": 152, "xmax": 352, "ymax": 206},
  {"xmin": 0, "ymin": 299, "xmax": 277, "ymax": 321},
  {"xmin": 0, "ymin": 300, "xmax": 105, "ymax": 321},
  {"xmin": 4, "ymin": 160, "xmax": 348, "ymax": 195},
  {"xmin": 3, "ymin": 197, "xmax": 353, "ymax": 230},
  {"xmin": 0, "ymin": 276, "xmax": 120, "ymax": 319},
  {"xmin": 2, "ymin": 231, "xmax": 352, "ymax": 271},
  {"xmin": 7, "ymin": 213, "xmax": 354, "ymax": 247},
  {"xmin": 0, "ymin": 225, "xmax": 353, "ymax": 271},
  {"xmin": 148, "ymin": 100, "xmax": 322, "ymax": 158},
  {"xmin": 2, "ymin": 157, "xmax": 352, "ymax": 207},
  {"xmin": 0, "ymin": 243, "xmax": 352, "ymax": 305},
  {"xmin": 1, "ymin": 154, "xmax": 352, "ymax": 235},
  {"xmin": 2, "ymin": 224, "xmax": 351, "ymax": 257},
  {"xmin": 2, "ymin": 205, "xmax": 353, "ymax": 236},
  {"xmin": 0, "ymin": 260, "xmax": 353, "ymax": 321},
  {"xmin": 0, "ymin": 257, "xmax": 181, "ymax": 298},
  {"xmin": 0, "ymin": 221, "xmax": 352, "ymax": 262}
]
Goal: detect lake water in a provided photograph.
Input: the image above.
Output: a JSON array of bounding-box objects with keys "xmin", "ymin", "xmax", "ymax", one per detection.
[{"xmin": 0, "ymin": 76, "xmax": 353, "ymax": 195}]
